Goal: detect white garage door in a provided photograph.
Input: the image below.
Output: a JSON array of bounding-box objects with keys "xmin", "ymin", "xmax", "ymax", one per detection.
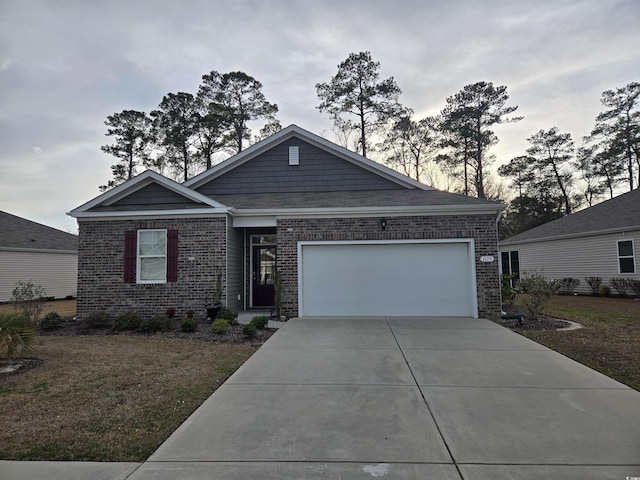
[{"xmin": 299, "ymin": 241, "xmax": 477, "ymax": 317}]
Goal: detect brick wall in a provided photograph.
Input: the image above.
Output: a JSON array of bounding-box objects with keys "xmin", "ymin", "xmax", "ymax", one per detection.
[
  {"xmin": 77, "ymin": 217, "xmax": 226, "ymax": 320},
  {"xmin": 276, "ymin": 214, "xmax": 501, "ymax": 320}
]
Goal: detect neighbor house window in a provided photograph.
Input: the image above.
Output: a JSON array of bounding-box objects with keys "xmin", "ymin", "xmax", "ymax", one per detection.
[
  {"xmin": 617, "ymin": 240, "xmax": 636, "ymax": 274},
  {"xmin": 124, "ymin": 229, "xmax": 178, "ymax": 284},
  {"xmin": 138, "ymin": 230, "xmax": 167, "ymax": 283},
  {"xmin": 501, "ymin": 250, "xmax": 520, "ymax": 287}
]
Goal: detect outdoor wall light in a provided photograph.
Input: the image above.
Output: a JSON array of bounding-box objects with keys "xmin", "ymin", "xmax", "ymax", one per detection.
[{"xmin": 380, "ymin": 217, "xmax": 387, "ymax": 230}]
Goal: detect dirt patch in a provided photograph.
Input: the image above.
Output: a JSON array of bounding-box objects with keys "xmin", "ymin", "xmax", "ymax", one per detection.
[{"xmin": 0, "ymin": 358, "xmax": 42, "ymax": 376}]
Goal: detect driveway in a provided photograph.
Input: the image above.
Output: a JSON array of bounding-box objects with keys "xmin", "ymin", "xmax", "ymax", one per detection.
[{"xmin": 123, "ymin": 316, "xmax": 640, "ymax": 479}]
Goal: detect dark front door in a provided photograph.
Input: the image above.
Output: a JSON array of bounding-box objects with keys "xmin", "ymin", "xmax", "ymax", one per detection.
[{"xmin": 252, "ymin": 245, "xmax": 276, "ymax": 307}]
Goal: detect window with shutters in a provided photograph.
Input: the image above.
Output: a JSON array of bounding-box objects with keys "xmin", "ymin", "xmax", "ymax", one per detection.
[{"xmin": 124, "ymin": 229, "xmax": 178, "ymax": 284}]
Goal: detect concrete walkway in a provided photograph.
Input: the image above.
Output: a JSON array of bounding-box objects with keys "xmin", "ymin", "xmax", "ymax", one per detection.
[{"xmin": 2, "ymin": 317, "xmax": 639, "ymax": 479}]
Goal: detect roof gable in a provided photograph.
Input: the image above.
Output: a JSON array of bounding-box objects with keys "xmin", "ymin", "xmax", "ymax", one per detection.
[
  {"xmin": 68, "ymin": 170, "xmax": 228, "ymax": 218},
  {"xmin": 0, "ymin": 211, "xmax": 78, "ymax": 251},
  {"xmin": 502, "ymin": 189, "xmax": 640, "ymax": 245},
  {"xmin": 185, "ymin": 124, "xmax": 430, "ymax": 193}
]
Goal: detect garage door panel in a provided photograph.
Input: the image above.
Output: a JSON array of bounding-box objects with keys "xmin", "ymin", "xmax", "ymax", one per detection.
[{"xmin": 300, "ymin": 242, "xmax": 475, "ymax": 317}]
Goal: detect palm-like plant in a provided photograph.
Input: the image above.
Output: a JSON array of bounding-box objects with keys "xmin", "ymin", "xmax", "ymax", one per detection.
[{"xmin": 0, "ymin": 313, "xmax": 35, "ymax": 360}]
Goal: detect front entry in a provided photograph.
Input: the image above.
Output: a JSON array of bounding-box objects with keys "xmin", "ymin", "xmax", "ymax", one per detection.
[{"xmin": 252, "ymin": 245, "xmax": 276, "ymax": 307}]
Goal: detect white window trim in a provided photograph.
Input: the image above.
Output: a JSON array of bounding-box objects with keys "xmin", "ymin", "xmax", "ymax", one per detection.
[
  {"xmin": 617, "ymin": 239, "xmax": 636, "ymax": 275},
  {"xmin": 137, "ymin": 229, "xmax": 167, "ymax": 284}
]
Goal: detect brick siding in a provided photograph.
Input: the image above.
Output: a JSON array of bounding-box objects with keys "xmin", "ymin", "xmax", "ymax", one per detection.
[
  {"xmin": 276, "ymin": 214, "xmax": 501, "ymax": 320},
  {"xmin": 77, "ymin": 217, "xmax": 226, "ymax": 320}
]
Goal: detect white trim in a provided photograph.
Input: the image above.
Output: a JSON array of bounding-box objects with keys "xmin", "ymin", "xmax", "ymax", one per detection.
[
  {"xmin": 233, "ymin": 216, "xmax": 278, "ymax": 227},
  {"xmin": 69, "ymin": 209, "xmax": 228, "ymax": 221},
  {"xmin": 617, "ymin": 238, "xmax": 636, "ymax": 274},
  {"xmin": 0, "ymin": 247, "xmax": 77, "ymax": 254},
  {"xmin": 68, "ymin": 170, "xmax": 228, "ymax": 216},
  {"xmin": 297, "ymin": 239, "xmax": 478, "ymax": 318},
  {"xmin": 137, "ymin": 229, "xmax": 167, "ymax": 284},
  {"xmin": 184, "ymin": 124, "xmax": 430, "ymax": 191}
]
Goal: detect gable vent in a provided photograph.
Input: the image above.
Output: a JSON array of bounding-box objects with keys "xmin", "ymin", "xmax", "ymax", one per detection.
[{"xmin": 289, "ymin": 146, "xmax": 299, "ymax": 166}]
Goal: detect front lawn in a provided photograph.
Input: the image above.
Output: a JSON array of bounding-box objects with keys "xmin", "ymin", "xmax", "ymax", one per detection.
[
  {"xmin": 0, "ymin": 336, "xmax": 257, "ymax": 461},
  {"xmin": 514, "ymin": 295, "xmax": 640, "ymax": 391}
]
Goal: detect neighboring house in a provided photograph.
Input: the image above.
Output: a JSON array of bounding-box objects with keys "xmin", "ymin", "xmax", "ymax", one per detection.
[
  {"xmin": 68, "ymin": 125, "xmax": 505, "ymax": 320},
  {"xmin": 0, "ymin": 211, "xmax": 78, "ymax": 302},
  {"xmin": 500, "ymin": 188, "xmax": 640, "ymax": 294}
]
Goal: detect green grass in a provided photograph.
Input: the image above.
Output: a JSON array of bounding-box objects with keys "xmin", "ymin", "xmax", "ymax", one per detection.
[
  {"xmin": 514, "ymin": 295, "xmax": 640, "ymax": 391},
  {"xmin": 0, "ymin": 336, "xmax": 257, "ymax": 461}
]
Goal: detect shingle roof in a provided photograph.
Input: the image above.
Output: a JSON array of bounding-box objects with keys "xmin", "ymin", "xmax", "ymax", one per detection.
[
  {"xmin": 0, "ymin": 211, "xmax": 78, "ymax": 251},
  {"xmin": 501, "ymin": 188, "xmax": 640, "ymax": 245},
  {"xmin": 210, "ymin": 189, "xmax": 504, "ymax": 210}
]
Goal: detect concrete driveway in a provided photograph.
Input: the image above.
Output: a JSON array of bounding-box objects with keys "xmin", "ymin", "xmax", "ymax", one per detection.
[{"xmin": 130, "ymin": 316, "xmax": 640, "ymax": 479}]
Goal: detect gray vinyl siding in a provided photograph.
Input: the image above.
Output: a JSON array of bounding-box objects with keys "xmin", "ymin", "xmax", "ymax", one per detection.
[
  {"xmin": 226, "ymin": 218, "xmax": 244, "ymax": 312},
  {"xmin": 0, "ymin": 250, "xmax": 78, "ymax": 302},
  {"xmin": 110, "ymin": 183, "xmax": 200, "ymax": 207},
  {"xmin": 196, "ymin": 137, "xmax": 405, "ymax": 195},
  {"xmin": 502, "ymin": 230, "xmax": 640, "ymax": 295}
]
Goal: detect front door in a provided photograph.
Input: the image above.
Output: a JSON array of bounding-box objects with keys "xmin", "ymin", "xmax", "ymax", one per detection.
[{"xmin": 252, "ymin": 245, "xmax": 276, "ymax": 307}]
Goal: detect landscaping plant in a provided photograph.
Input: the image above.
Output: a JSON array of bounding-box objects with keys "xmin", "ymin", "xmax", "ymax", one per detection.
[
  {"xmin": 0, "ymin": 312, "xmax": 35, "ymax": 360},
  {"xmin": 557, "ymin": 277, "xmax": 580, "ymax": 295},
  {"xmin": 39, "ymin": 312, "xmax": 62, "ymax": 331},
  {"xmin": 11, "ymin": 280, "xmax": 47, "ymax": 326},
  {"xmin": 585, "ymin": 276, "xmax": 602, "ymax": 296},
  {"xmin": 517, "ymin": 271, "xmax": 559, "ymax": 319},
  {"xmin": 250, "ymin": 315, "xmax": 269, "ymax": 329},
  {"xmin": 211, "ymin": 318, "xmax": 229, "ymax": 334}
]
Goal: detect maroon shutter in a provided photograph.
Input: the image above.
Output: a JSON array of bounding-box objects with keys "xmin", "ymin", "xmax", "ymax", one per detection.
[
  {"xmin": 167, "ymin": 229, "xmax": 178, "ymax": 282},
  {"xmin": 124, "ymin": 231, "xmax": 136, "ymax": 283}
]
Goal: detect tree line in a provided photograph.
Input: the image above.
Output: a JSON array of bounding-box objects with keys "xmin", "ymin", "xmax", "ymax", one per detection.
[{"xmin": 101, "ymin": 52, "xmax": 639, "ymax": 238}]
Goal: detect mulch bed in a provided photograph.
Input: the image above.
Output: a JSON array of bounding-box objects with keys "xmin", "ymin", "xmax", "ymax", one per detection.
[
  {"xmin": 496, "ymin": 306, "xmax": 572, "ymax": 331},
  {"xmin": 38, "ymin": 318, "xmax": 276, "ymax": 345}
]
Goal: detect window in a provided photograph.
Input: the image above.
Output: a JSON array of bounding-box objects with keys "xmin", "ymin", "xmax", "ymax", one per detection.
[
  {"xmin": 138, "ymin": 230, "xmax": 167, "ymax": 282},
  {"xmin": 501, "ymin": 250, "xmax": 520, "ymax": 287},
  {"xmin": 617, "ymin": 240, "xmax": 636, "ymax": 274},
  {"xmin": 124, "ymin": 229, "xmax": 178, "ymax": 284}
]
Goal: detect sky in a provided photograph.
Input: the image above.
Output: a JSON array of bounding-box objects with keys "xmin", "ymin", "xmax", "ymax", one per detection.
[{"xmin": 1, "ymin": 0, "xmax": 638, "ymax": 234}]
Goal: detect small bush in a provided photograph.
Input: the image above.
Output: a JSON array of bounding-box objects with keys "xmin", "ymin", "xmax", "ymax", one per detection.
[
  {"xmin": 138, "ymin": 315, "xmax": 173, "ymax": 333},
  {"xmin": 11, "ymin": 280, "xmax": 47, "ymax": 326},
  {"xmin": 557, "ymin": 278, "xmax": 580, "ymax": 295},
  {"xmin": 628, "ymin": 279, "xmax": 640, "ymax": 297},
  {"xmin": 610, "ymin": 278, "xmax": 629, "ymax": 297},
  {"xmin": 211, "ymin": 318, "xmax": 229, "ymax": 334},
  {"xmin": 517, "ymin": 271, "xmax": 558, "ymax": 319},
  {"xmin": 40, "ymin": 312, "xmax": 62, "ymax": 331},
  {"xmin": 501, "ymin": 274, "xmax": 517, "ymax": 305},
  {"xmin": 599, "ymin": 285, "xmax": 611, "ymax": 297},
  {"xmin": 216, "ymin": 307, "xmax": 238, "ymax": 325},
  {"xmin": 180, "ymin": 318, "xmax": 198, "ymax": 332},
  {"xmin": 113, "ymin": 312, "xmax": 142, "ymax": 331},
  {"xmin": 242, "ymin": 324, "xmax": 257, "ymax": 338},
  {"xmin": 84, "ymin": 312, "xmax": 112, "ymax": 329},
  {"xmin": 250, "ymin": 316, "xmax": 269, "ymax": 329},
  {"xmin": 0, "ymin": 312, "xmax": 35, "ymax": 359},
  {"xmin": 585, "ymin": 276, "xmax": 602, "ymax": 296},
  {"xmin": 186, "ymin": 310, "xmax": 195, "ymax": 319},
  {"xmin": 165, "ymin": 307, "xmax": 177, "ymax": 318}
]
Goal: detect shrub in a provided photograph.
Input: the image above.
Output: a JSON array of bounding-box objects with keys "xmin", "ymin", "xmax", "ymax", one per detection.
[
  {"xmin": 599, "ymin": 285, "xmax": 611, "ymax": 297},
  {"xmin": 40, "ymin": 312, "xmax": 62, "ymax": 330},
  {"xmin": 517, "ymin": 271, "xmax": 558, "ymax": 319},
  {"xmin": 83, "ymin": 312, "xmax": 112, "ymax": 329},
  {"xmin": 628, "ymin": 279, "xmax": 640, "ymax": 297},
  {"xmin": 585, "ymin": 277, "xmax": 602, "ymax": 296},
  {"xmin": 180, "ymin": 318, "xmax": 198, "ymax": 333},
  {"xmin": 186, "ymin": 310, "xmax": 195, "ymax": 319},
  {"xmin": 242, "ymin": 324, "xmax": 257, "ymax": 338},
  {"xmin": 216, "ymin": 307, "xmax": 238, "ymax": 325},
  {"xmin": 113, "ymin": 312, "xmax": 142, "ymax": 331},
  {"xmin": 139, "ymin": 315, "xmax": 173, "ymax": 333},
  {"xmin": 250, "ymin": 316, "xmax": 269, "ymax": 329},
  {"xmin": 165, "ymin": 307, "xmax": 177, "ymax": 318},
  {"xmin": 557, "ymin": 278, "xmax": 580, "ymax": 295},
  {"xmin": 501, "ymin": 274, "xmax": 517, "ymax": 305},
  {"xmin": 11, "ymin": 280, "xmax": 47, "ymax": 326},
  {"xmin": 211, "ymin": 318, "xmax": 229, "ymax": 334},
  {"xmin": 610, "ymin": 278, "xmax": 629, "ymax": 297},
  {"xmin": 0, "ymin": 312, "xmax": 35, "ymax": 359}
]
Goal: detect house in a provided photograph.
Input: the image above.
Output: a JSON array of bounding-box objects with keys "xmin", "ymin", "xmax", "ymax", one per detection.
[
  {"xmin": 0, "ymin": 211, "xmax": 78, "ymax": 302},
  {"xmin": 68, "ymin": 125, "xmax": 505, "ymax": 320},
  {"xmin": 500, "ymin": 188, "xmax": 640, "ymax": 294}
]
